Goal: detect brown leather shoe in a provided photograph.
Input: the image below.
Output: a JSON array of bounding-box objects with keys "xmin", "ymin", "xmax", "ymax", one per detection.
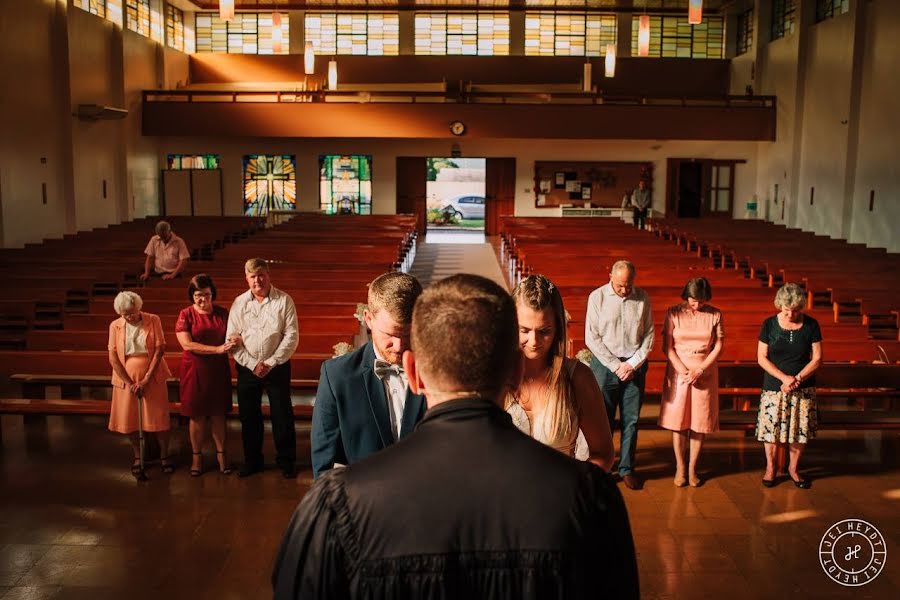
[{"xmin": 622, "ymin": 473, "xmax": 643, "ymax": 490}]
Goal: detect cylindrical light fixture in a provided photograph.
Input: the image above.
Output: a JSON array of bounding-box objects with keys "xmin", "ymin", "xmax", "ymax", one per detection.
[
  {"xmin": 604, "ymin": 44, "xmax": 616, "ymax": 78},
  {"xmin": 638, "ymin": 14, "xmax": 651, "ymax": 57},
  {"xmin": 328, "ymin": 59, "xmax": 338, "ymax": 90},
  {"xmin": 304, "ymin": 41, "xmax": 315, "ymax": 75},
  {"xmin": 582, "ymin": 61, "xmax": 592, "ymax": 93},
  {"xmin": 272, "ymin": 13, "xmax": 283, "ymax": 54},
  {"xmin": 219, "ymin": 0, "xmax": 234, "ymax": 22},
  {"xmin": 688, "ymin": 0, "xmax": 703, "ymax": 25}
]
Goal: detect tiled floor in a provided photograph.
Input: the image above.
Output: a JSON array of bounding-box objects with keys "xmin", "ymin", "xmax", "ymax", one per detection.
[{"xmin": 0, "ymin": 415, "xmax": 897, "ymax": 599}]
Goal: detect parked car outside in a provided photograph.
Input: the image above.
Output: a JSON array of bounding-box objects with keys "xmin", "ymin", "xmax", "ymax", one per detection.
[{"xmin": 441, "ymin": 194, "xmax": 485, "ymax": 219}]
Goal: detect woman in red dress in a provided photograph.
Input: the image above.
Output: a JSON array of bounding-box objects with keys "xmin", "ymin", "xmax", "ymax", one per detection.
[{"xmin": 176, "ymin": 274, "xmax": 235, "ymax": 476}]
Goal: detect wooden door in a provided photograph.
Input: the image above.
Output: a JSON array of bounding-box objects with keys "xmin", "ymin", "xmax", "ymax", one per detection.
[
  {"xmin": 162, "ymin": 170, "xmax": 191, "ymax": 216},
  {"xmin": 485, "ymin": 157, "xmax": 516, "ymax": 236},
  {"xmin": 396, "ymin": 157, "xmax": 427, "ymax": 236},
  {"xmin": 191, "ymin": 169, "xmax": 224, "ymax": 216}
]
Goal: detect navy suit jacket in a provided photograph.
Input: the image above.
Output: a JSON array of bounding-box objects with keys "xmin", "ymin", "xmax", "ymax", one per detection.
[{"xmin": 311, "ymin": 342, "xmax": 426, "ymax": 479}]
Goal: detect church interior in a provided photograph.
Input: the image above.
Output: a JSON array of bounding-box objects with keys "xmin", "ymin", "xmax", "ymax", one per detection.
[{"xmin": 0, "ymin": 0, "xmax": 898, "ymax": 598}]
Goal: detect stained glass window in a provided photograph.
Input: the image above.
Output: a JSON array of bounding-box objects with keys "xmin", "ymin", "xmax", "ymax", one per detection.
[
  {"xmin": 319, "ymin": 155, "xmax": 372, "ymax": 215},
  {"xmin": 815, "ymin": 0, "xmax": 850, "ymax": 23},
  {"xmin": 524, "ymin": 12, "xmax": 616, "ymax": 57},
  {"xmin": 736, "ymin": 9, "xmax": 753, "ymax": 56},
  {"xmin": 167, "ymin": 155, "xmax": 220, "ymax": 170},
  {"xmin": 772, "ymin": 0, "xmax": 796, "ymax": 40},
  {"xmin": 305, "ymin": 13, "xmax": 400, "ymax": 56},
  {"xmin": 126, "ymin": 0, "xmax": 151, "ymax": 37},
  {"xmin": 415, "ymin": 12, "xmax": 510, "ymax": 56},
  {"xmin": 75, "ymin": 0, "xmax": 122, "ymax": 24},
  {"xmin": 195, "ymin": 12, "xmax": 289, "ymax": 54},
  {"xmin": 630, "ymin": 15, "xmax": 724, "ymax": 59},
  {"xmin": 166, "ymin": 4, "xmax": 184, "ymax": 51},
  {"xmin": 243, "ymin": 155, "xmax": 297, "ymax": 217}
]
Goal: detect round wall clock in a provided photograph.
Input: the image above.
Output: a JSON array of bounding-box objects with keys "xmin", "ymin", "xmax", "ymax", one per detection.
[{"xmin": 450, "ymin": 120, "xmax": 467, "ymax": 136}]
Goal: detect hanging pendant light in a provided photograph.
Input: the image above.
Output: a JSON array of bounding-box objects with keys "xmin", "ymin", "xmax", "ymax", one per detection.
[
  {"xmin": 304, "ymin": 41, "xmax": 315, "ymax": 75},
  {"xmin": 638, "ymin": 14, "xmax": 651, "ymax": 57},
  {"xmin": 688, "ymin": 0, "xmax": 703, "ymax": 25},
  {"xmin": 272, "ymin": 13, "xmax": 283, "ymax": 54},
  {"xmin": 604, "ymin": 44, "xmax": 616, "ymax": 78},
  {"xmin": 328, "ymin": 59, "xmax": 338, "ymax": 90},
  {"xmin": 219, "ymin": 0, "xmax": 234, "ymax": 22}
]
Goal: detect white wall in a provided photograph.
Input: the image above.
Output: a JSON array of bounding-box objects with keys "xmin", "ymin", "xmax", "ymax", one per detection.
[
  {"xmin": 850, "ymin": 0, "xmax": 900, "ymax": 252},
  {"xmin": 156, "ymin": 137, "xmax": 759, "ymax": 219},
  {"xmin": 124, "ymin": 30, "xmax": 164, "ymax": 218},
  {"xmin": 0, "ymin": 0, "xmax": 73, "ymax": 247},
  {"xmin": 795, "ymin": 12, "xmax": 854, "ymax": 240},
  {"xmin": 750, "ymin": 0, "xmax": 898, "ymax": 252},
  {"xmin": 755, "ymin": 32, "xmax": 800, "ymax": 226}
]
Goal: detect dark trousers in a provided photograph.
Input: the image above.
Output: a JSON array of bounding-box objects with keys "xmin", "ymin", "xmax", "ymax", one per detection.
[
  {"xmin": 590, "ymin": 356, "xmax": 647, "ymax": 475},
  {"xmin": 633, "ymin": 207, "xmax": 649, "ymax": 230},
  {"xmin": 236, "ymin": 362, "xmax": 296, "ymax": 468}
]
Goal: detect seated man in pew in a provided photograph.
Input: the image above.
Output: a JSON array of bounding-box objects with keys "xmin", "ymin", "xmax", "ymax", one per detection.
[
  {"xmin": 311, "ymin": 272, "xmax": 425, "ymax": 479},
  {"xmin": 140, "ymin": 220, "xmax": 190, "ymax": 281}
]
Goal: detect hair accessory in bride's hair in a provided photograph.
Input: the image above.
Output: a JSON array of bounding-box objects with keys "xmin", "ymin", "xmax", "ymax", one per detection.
[{"xmin": 547, "ymin": 281, "xmax": 555, "ymax": 293}]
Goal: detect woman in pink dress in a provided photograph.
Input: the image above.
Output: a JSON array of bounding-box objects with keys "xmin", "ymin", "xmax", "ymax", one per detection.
[
  {"xmin": 658, "ymin": 277, "xmax": 724, "ymax": 487},
  {"xmin": 175, "ymin": 274, "xmax": 235, "ymax": 476},
  {"xmin": 108, "ymin": 291, "xmax": 174, "ymax": 475}
]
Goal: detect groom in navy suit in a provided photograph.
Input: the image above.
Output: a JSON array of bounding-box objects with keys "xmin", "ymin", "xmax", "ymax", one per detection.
[{"xmin": 311, "ymin": 272, "xmax": 426, "ymax": 478}]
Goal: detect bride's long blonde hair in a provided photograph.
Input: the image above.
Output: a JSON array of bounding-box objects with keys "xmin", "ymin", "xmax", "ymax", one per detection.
[{"xmin": 507, "ymin": 274, "xmax": 578, "ymax": 455}]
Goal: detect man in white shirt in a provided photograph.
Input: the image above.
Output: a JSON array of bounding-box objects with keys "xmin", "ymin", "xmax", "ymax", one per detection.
[
  {"xmin": 585, "ymin": 260, "xmax": 654, "ymax": 490},
  {"xmin": 310, "ymin": 272, "xmax": 425, "ymax": 479},
  {"xmin": 227, "ymin": 258, "xmax": 299, "ymax": 478},
  {"xmin": 140, "ymin": 221, "xmax": 190, "ymax": 281}
]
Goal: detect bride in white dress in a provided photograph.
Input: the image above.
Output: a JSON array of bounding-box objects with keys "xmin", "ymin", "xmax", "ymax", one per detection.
[{"xmin": 505, "ymin": 275, "xmax": 614, "ymax": 470}]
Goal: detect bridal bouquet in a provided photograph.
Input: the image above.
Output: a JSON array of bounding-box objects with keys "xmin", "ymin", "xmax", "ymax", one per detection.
[
  {"xmin": 333, "ymin": 342, "xmax": 354, "ymax": 357},
  {"xmin": 354, "ymin": 303, "xmax": 368, "ymax": 323},
  {"xmin": 575, "ymin": 348, "xmax": 593, "ymax": 366}
]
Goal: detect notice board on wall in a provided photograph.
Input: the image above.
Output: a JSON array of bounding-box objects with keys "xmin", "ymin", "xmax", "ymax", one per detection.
[{"xmin": 534, "ymin": 161, "xmax": 653, "ymax": 208}]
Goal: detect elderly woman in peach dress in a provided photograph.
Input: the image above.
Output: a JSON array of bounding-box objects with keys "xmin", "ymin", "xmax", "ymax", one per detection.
[
  {"xmin": 108, "ymin": 291, "xmax": 174, "ymax": 475},
  {"xmin": 658, "ymin": 277, "xmax": 724, "ymax": 487}
]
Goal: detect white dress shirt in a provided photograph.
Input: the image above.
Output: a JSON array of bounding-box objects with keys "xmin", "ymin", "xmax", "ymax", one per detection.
[
  {"xmin": 226, "ymin": 286, "xmax": 299, "ymax": 369},
  {"xmin": 374, "ymin": 348, "xmax": 408, "ymax": 441},
  {"xmin": 144, "ymin": 233, "xmax": 190, "ymax": 273},
  {"xmin": 584, "ymin": 283, "xmax": 654, "ymax": 372}
]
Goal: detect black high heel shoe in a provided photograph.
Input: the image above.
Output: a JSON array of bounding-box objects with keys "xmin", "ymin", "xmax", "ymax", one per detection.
[
  {"xmin": 160, "ymin": 456, "xmax": 176, "ymax": 474},
  {"xmin": 216, "ymin": 451, "xmax": 233, "ymax": 475},
  {"xmin": 190, "ymin": 452, "xmax": 203, "ymax": 477},
  {"xmin": 790, "ymin": 475, "xmax": 811, "ymax": 489}
]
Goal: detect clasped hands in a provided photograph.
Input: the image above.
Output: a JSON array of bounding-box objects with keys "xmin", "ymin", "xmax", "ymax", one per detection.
[
  {"xmin": 614, "ymin": 363, "xmax": 635, "ymax": 382},
  {"xmin": 678, "ymin": 366, "xmax": 705, "ymax": 385},
  {"xmin": 779, "ymin": 375, "xmax": 801, "ymax": 394},
  {"xmin": 130, "ymin": 377, "xmax": 150, "ymax": 395}
]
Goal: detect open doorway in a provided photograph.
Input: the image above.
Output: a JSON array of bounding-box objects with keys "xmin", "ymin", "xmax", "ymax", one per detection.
[{"xmin": 426, "ymin": 158, "xmax": 485, "ymax": 241}]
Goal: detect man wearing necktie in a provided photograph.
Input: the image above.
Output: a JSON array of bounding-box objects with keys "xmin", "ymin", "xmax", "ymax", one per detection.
[{"xmin": 311, "ymin": 272, "xmax": 425, "ymax": 479}]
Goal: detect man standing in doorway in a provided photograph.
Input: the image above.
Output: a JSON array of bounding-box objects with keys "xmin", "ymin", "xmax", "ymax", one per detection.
[
  {"xmin": 632, "ymin": 180, "xmax": 651, "ymax": 231},
  {"xmin": 227, "ymin": 258, "xmax": 299, "ymax": 479},
  {"xmin": 585, "ymin": 260, "xmax": 653, "ymax": 490}
]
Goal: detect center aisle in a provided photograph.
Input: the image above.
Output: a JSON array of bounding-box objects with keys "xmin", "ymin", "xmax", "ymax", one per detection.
[{"xmin": 409, "ymin": 231, "xmax": 508, "ymax": 290}]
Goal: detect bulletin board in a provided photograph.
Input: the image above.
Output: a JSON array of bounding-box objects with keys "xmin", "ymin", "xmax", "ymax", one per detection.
[{"xmin": 534, "ymin": 161, "xmax": 653, "ymax": 208}]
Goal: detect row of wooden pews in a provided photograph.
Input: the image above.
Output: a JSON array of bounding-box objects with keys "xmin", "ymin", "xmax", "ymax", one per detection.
[
  {"xmin": 651, "ymin": 218, "xmax": 900, "ymax": 341},
  {"xmin": 499, "ymin": 216, "xmax": 900, "ymax": 430},
  {"xmin": 0, "ymin": 216, "xmax": 265, "ymax": 344},
  {"xmin": 0, "ymin": 214, "xmax": 417, "ymax": 421}
]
